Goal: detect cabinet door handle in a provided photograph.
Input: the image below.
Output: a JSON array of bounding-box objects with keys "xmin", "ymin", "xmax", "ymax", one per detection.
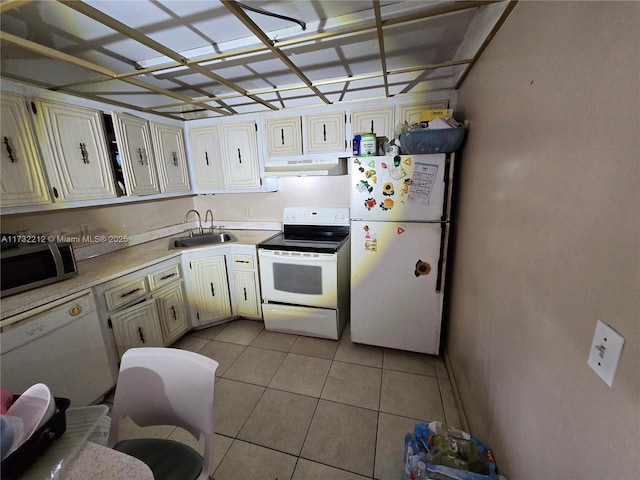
[
  {"xmin": 210, "ymin": 283, "xmax": 215, "ymax": 297},
  {"xmin": 237, "ymin": 148, "xmax": 242, "ymax": 164},
  {"xmin": 3, "ymin": 137, "xmax": 16, "ymax": 162},
  {"xmin": 137, "ymin": 148, "xmax": 145, "ymax": 165},
  {"xmin": 172, "ymin": 151, "xmax": 178, "ymax": 166},
  {"xmin": 205, "ymin": 151, "xmax": 209, "ymax": 166},
  {"xmin": 243, "ymin": 287, "xmax": 247, "ymax": 301},
  {"xmin": 323, "ymin": 124, "xmax": 327, "ymax": 142},
  {"xmin": 281, "ymin": 128, "xmax": 285, "ymax": 145},
  {"xmin": 80, "ymin": 143, "xmax": 89, "ymax": 164},
  {"xmin": 160, "ymin": 272, "xmax": 177, "ymax": 280},
  {"xmin": 120, "ymin": 287, "xmax": 141, "ymax": 298},
  {"xmin": 170, "ymin": 305, "xmax": 177, "ymax": 320},
  {"xmin": 370, "ymin": 120, "xmax": 374, "ymax": 134},
  {"xmin": 138, "ymin": 327, "xmax": 145, "ymax": 344}
]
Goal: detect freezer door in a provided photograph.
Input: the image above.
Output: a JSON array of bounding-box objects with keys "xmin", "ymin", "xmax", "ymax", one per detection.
[
  {"xmin": 350, "ymin": 154, "xmax": 446, "ymax": 221},
  {"xmin": 350, "ymin": 220, "xmax": 443, "ymax": 354}
]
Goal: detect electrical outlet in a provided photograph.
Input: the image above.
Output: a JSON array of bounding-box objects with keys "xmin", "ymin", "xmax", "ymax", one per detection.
[
  {"xmin": 80, "ymin": 224, "xmax": 90, "ymax": 236},
  {"xmin": 242, "ymin": 206, "xmax": 252, "ymax": 217},
  {"xmin": 588, "ymin": 320, "xmax": 625, "ymax": 387}
]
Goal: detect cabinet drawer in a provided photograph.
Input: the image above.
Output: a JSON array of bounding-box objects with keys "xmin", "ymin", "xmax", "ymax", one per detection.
[
  {"xmin": 233, "ymin": 254, "xmax": 254, "ymax": 269},
  {"xmin": 104, "ymin": 277, "xmax": 149, "ymax": 311},
  {"xmin": 148, "ymin": 263, "xmax": 182, "ymax": 290}
]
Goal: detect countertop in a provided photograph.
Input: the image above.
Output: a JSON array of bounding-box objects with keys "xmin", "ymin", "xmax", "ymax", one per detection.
[
  {"xmin": 65, "ymin": 442, "xmax": 154, "ymax": 480},
  {"xmin": 0, "ymin": 229, "xmax": 279, "ymax": 322}
]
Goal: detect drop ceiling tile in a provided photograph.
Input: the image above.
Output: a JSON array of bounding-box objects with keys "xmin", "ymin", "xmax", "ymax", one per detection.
[{"xmin": 1, "ymin": 0, "xmax": 514, "ymax": 119}]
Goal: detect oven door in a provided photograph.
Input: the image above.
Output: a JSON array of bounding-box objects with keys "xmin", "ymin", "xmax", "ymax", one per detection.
[{"xmin": 258, "ymin": 249, "xmax": 338, "ymax": 308}]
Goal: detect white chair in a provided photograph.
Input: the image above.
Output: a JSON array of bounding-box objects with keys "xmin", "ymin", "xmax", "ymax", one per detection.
[{"xmin": 107, "ymin": 347, "xmax": 219, "ymax": 480}]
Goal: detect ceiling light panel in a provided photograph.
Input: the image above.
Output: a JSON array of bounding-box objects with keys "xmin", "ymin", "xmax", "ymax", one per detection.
[
  {"xmin": 2, "ymin": 3, "xmax": 149, "ymax": 74},
  {"xmin": 1, "ymin": 2, "xmax": 112, "ymax": 46},
  {"xmin": 0, "ymin": 45, "xmax": 108, "ymax": 87},
  {"xmin": 68, "ymin": 80, "xmax": 181, "ymax": 109},
  {"xmin": 284, "ymin": 30, "xmax": 379, "ymax": 70},
  {"xmin": 387, "ymin": 29, "xmax": 469, "ymax": 68},
  {"xmin": 0, "ymin": 0, "xmax": 514, "ymax": 119},
  {"xmin": 84, "ymin": 0, "xmax": 235, "ymax": 51}
]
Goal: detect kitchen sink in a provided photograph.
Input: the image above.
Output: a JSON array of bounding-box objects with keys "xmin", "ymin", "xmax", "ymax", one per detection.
[{"xmin": 169, "ymin": 232, "xmax": 236, "ymax": 249}]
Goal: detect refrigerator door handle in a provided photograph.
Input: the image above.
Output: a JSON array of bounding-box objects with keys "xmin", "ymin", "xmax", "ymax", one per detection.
[{"xmin": 436, "ymin": 222, "xmax": 448, "ymax": 293}]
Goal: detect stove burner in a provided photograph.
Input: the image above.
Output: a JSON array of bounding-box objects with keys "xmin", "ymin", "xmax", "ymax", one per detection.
[{"xmin": 258, "ymin": 224, "xmax": 349, "ymax": 254}]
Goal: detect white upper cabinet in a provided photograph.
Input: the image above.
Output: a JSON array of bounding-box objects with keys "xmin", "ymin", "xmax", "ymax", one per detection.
[
  {"xmin": 112, "ymin": 112, "xmax": 159, "ymax": 196},
  {"xmin": 0, "ymin": 93, "xmax": 50, "ymax": 207},
  {"xmin": 305, "ymin": 111, "xmax": 346, "ymax": 154},
  {"xmin": 34, "ymin": 99, "xmax": 116, "ymax": 201},
  {"xmin": 150, "ymin": 122, "xmax": 190, "ymax": 193},
  {"xmin": 351, "ymin": 106, "xmax": 394, "ymax": 140},
  {"xmin": 219, "ymin": 121, "xmax": 260, "ymax": 189},
  {"xmin": 265, "ymin": 116, "xmax": 302, "ymax": 157},
  {"xmin": 188, "ymin": 125, "xmax": 225, "ymax": 191}
]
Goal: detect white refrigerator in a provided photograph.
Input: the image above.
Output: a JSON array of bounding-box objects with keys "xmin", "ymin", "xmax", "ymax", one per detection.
[{"xmin": 349, "ymin": 153, "xmax": 450, "ymax": 354}]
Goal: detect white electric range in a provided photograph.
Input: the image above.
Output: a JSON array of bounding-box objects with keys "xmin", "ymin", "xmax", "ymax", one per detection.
[{"xmin": 257, "ymin": 207, "xmax": 350, "ymax": 340}]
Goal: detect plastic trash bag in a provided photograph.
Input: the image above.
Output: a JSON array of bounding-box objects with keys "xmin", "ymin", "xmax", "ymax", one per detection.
[{"xmin": 403, "ymin": 421, "xmax": 501, "ymax": 480}]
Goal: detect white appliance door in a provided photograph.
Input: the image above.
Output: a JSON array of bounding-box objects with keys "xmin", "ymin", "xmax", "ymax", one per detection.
[
  {"xmin": 350, "ymin": 220, "xmax": 443, "ymax": 354},
  {"xmin": 258, "ymin": 249, "xmax": 338, "ymax": 308},
  {"xmin": 262, "ymin": 304, "xmax": 339, "ymax": 340},
  {"xmin": 350, "ymin": 154, "xmax": 446, "ymax": 222},
  {"xmin": 0, "ymin": 292, "xmax": 114, "ymax": 406}
]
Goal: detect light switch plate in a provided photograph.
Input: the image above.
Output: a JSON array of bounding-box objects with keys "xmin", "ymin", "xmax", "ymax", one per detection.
[{"xmin": 587, "ymin": 320, "xmax": 625, "ymax": 387}]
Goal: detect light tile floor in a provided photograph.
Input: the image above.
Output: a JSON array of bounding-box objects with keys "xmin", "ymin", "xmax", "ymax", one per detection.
[{"xmin": 103, "ymin": 319, "xmax": 461, "ymax": 480}]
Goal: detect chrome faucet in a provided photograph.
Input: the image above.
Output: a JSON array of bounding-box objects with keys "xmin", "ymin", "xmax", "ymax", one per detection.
[
  {"xmin": 204, "ymin": 209, "xmax": 214, "ymax": 233},
  {"xmin": 204, "ymin": 209, "xmax": 225, "ymax": 232},
  {"xmin": 184, "ymin": 209, "xmax": 203, "ymax": 237}
]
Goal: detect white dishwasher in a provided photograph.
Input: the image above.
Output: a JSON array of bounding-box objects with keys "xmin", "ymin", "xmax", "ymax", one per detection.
[{"xmin": 0, "ymin": 290, "xmax": 115, "ymax": 406}]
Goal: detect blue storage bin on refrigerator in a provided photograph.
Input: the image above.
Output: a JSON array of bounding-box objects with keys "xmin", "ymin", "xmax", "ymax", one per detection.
[{"xmin": 399, "ymin": 128, "xmax": 467, "ymax": 154}]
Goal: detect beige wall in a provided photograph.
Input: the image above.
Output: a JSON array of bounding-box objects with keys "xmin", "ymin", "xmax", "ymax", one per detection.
[
  {"xmin": 0, "ymin": 176, "xmax": 351, "ymax": 236},
  {"xmin": 1, "ymin": 196, "xmax": 195, "ymax": 237},
  {"xmin": 193, "ymin": 175, "xmax": 351, "ymax": 222},
  {"xmin": 450, "ymin": 2, "xmax": 639, "ymax": 478}
]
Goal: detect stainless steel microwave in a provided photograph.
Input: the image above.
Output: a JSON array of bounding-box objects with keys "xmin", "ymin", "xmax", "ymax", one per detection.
[{"xmin": 0, "ymin": 241, "xmax": 78, "ymax": 298}]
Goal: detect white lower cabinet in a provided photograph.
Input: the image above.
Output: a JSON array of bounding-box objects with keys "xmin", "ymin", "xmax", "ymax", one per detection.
[
  {"xmin": 182, "ymin": 252, "xmax": 231, "ymax": 328},
  {"xmin": 182, "ymin": 245, "xmax": 262, "ymax": 328},
  {"xmin": 234, "ymin": 270, "xmax": 259, "ymax": 318},
  {"xmin": 229, "ymin": 247, "xmax": 261, "ymax": 319},
  {"xmin": 110, "ymin": 299, "xmax": 164, "ymax": 357},
  {"xmin": 94, "ymin": 257, "xmax": 189, "ymax": 358},
  {"xmin": 154, "ymin": 281, "xmax": 189, "ymax": 344}
]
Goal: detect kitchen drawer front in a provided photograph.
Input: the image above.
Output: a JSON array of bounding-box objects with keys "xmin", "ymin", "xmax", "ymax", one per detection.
[
  {"xmin": 104, "ymin": 277, "xmax": 149, "ymax": 311},
  {"xmin": 232, "ymin": 253, "xmax": 254, "ymax": 269},
  {"xmin": 148, "ymin": 263, "xmax": 182, "ymax": 290}
]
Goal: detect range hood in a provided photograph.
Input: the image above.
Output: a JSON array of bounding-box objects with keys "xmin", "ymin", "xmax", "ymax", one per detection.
[{"xmin": 264, "ymin": 158, "xmax": 347, "ymax": 177}]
